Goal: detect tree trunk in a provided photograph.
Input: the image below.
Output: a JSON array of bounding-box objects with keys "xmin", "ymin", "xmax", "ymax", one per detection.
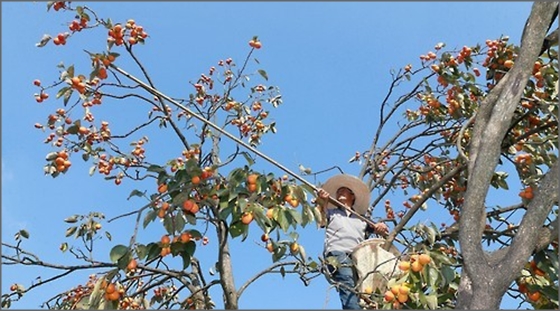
[
  {"xmin": 217, "ymin": 219, "xmax": 239, "ymax": 309},
  {"xmin": 456, "ymin": 2, "xmax": 559, "ymax": 309}
]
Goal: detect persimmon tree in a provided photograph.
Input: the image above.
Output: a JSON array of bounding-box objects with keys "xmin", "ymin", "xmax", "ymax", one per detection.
[{"xmin": 2, "ymin": 1, "xmax": 558, "ymax": 310}]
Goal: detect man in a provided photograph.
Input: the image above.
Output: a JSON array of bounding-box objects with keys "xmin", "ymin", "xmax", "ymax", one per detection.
[{"xmin": 317, "ymin": 174, "xmax": 389, "ymax": 310}]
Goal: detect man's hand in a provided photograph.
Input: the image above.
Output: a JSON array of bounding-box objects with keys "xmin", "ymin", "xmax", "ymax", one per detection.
[
  {"xmin": 316, "ymin": 188, "xmax": 330, "ymax": 208},
  {"xmin": 372, "ymin": 222, "xmax": 389, "ymax": 236},
  {"xmin": 316, "ymin": 188, "xmax": 330, "ymax": 228},
  {"xmin": 317, "ymin": 188, "xmax": 330, "ymax": 200}
]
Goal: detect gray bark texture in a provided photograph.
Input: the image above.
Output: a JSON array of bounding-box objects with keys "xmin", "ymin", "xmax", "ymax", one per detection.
[{"xmin": 455, "ymin": 2, "xmax": 559, "ymax": 309}]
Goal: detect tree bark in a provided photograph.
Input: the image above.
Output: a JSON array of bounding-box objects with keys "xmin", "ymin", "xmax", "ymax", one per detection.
[
  {"xmin": 217, "ymin": 219, "xmax": 239, "ymax": 309},
  {"xmin": 456, "ymin": 2, "xmax": 559, "ymax": 309}
]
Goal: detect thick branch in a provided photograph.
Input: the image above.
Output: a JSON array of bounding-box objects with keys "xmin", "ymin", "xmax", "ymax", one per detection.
[
  {"xmin": 501, "ymin": 160, "xmax": 558, "ymax": 266},
  {"xmin": 384, "ymin": 164, "xmax": 465, "ymax": 250},
  {"xmin": 459, "ymin": 0, "xmax": 558, "ymax": 278},
  {"xmin": 457, "ymin": 2, "xmax": 559, "ymax": 308}
]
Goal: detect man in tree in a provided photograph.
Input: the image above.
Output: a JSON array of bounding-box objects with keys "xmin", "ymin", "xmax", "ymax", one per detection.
[{"xmin": 317, "ymin": 174, "xmax": 389, "ymax": 309}]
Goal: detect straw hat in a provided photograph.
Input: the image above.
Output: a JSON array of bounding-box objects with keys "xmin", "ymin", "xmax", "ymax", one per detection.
[{"xmin": 321, "ymin": 174, "xmax": 371, "ymax": 215}]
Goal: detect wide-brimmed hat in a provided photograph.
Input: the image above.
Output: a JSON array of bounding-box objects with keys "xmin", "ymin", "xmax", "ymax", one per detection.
[{"xmin": 321, "ymin": 174, "xmax": 371, "ymax": 215}]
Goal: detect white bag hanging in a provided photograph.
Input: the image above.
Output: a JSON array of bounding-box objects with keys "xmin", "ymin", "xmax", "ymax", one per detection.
[{"xmin": 351, "ymin": 238, "xmax": 401, "ymax": 294}]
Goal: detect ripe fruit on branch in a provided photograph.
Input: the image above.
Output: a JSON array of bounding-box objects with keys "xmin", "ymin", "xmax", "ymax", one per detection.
[
  {"xmin": 126, "ymin": 259, "xmax": 137, "ymax": 272},
  {"xmin": 418, "ymin": 254, "xmax": 431, "ymax": 265},
  {"xmin": 241, "ymin": 212, "xmax": 253, "ymax": 225},
  {"xmin": 266, "ymin": 242, "xmax": 274, "ymax": 253},
  {"xmin": 160, "ymin": 235, "xmax": 171, "ymax": 245},
  {"xmin": 247, "ymin": 183, "xmax": 257, "ymax": 192},
  {"xmin": 266, "ymin": 208, "xmax": 274, "ymax": 219},
  {"xmin": 411, "ymin": 260, "xmax": 423, "ymax": 272},
  {"xmin": 261, "ymin": 233, "xmax": 269, "ymax": 242},
  {"xmin": 398, "ymin": 261, "xmax": 410, "ymax": 271},
  {"xmin": 183, "ymin": 199, "xmax": 199, "ymax": 214},
  {"xmin": 527, "ymin": 291, "xmax": 541, "ymax": 302},
  {"xmin": 384, "ymin": 290, "xmax": 395, "ymax": 302},
  {"xmin": 397, "ymin": 293, "xmax": 409, "ymax": 303},
  {"xmin": 157, "ymin": 183, "xmax": 168, "ymax": 194},
  {"xmin": 290, "ymin": 242, "xmax": 299, "ymax": 254},
  {"xmin": 249, "ymin": 39, "xmax": 262, "ymax": 49},
  {"xmin": 180, "ymin": 232, "xmax": 191, "ymax": 243},
  {"xmin": 247, "ymin": 173, "xmax": 258, "ymax": 185},
  {"xmin": 105, "ymin": 283, "xmax": 120, "ymax": 301}
]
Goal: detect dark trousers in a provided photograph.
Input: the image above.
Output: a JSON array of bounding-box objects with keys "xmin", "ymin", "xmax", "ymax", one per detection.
[{"xmin": 326, "ymin": 251, "xmax": 361, "ymax": 310}]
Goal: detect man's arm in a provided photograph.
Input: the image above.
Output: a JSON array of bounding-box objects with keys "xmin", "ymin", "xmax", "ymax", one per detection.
[
  {"xmin": 367, "ymin": 222, "xmax": 389, "ymax": 237},
  {"xmin": 316, "ymin": 188, "xmax": 330, "ymax": 228}
]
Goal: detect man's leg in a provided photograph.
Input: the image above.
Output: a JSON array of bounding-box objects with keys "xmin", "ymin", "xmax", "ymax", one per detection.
[{"xmin": 327, "ymin": 252, "xmax": 361, "ymax": 310}]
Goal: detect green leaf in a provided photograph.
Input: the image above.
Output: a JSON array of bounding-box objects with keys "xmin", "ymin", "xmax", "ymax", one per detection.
[
  {"xmin": 65, "ymin": 226, "xmax": 77, "ymax": 237},
  {"xmin": 184, "ymin": 240, "xmax": 196, "ymax": 256},
  {"xmin": 127, "ymin": 189, "xmax": 145, "ymax": 200},
  {"xmin": 105, "ymin": 231, "xmax": 112, "ymax": 241},
  {"xmin": 272, "ymin": 245, "xmax": 287, "ymax": 262},
  {"xmin": 175, "ymin": 212, "xmax": 186, "ymax": 232},
  {"xmin": 147, "ymin": 164, "xmax": 166, "ymax": 173},
  {"xmin": 219, "ymin": 206, "xmax": 233, "ymax": 221},
  {"xmin": 252, "ymin": 212, "xmax": 268, "ymax": 233},
  {"xmin": 241, "ymin": 152, "xmax": 255, "ymax": 166},
  {"xmin": 66, "ymin": 124, "xmax": 79, "ymax": 135},
  {"xmin": 298, "ymin": 244, "xmax": 307, "ymax": 263},
  {"xmin": 56, "ymin": 86, "xmax": 71, "ymax": 99},
  {"xmin": 229, "ymin": 222, "xmax": 245, "ymax": 239},
  {"xmin": 19, "ymin": 229, "xmax": 30, "ymax": 239},
  {"xmin": 431, "ymin": 251, "xmax": 454, "ymax": 266},
  {"xmin": 163, "ymin": 215, "xmax": 175, "ymax": 235},
  {"xmin": 87, "ymin": 276, "xmax": 106, "ymax": 309},
  {"xmin": 143, "ymin": 209, "xmax": 157, "ymax": 229},
  {"xmin": 540, "ymin": 285, "xmax": 559, "ymax": 302},
  {"xmin": 171, "ymin": 191, "xmax": 190, "ymax": 207},
  {"xmin": 276, "ymin": 208, "xmax": 290, "ymax": 232},
  {"xmin": 258, "ymin": 69, "xmax": 268, "ymax": 81},
  {"xmin": 301, "ymin": 204, "xmax": 314, "ymax": 227},
  {"xmin": 45, "ymin": 152, "xmax": 58, "ymax": 161},
  {"xmin": 427, "ymin": 264, "xmax": 439, "ymax": 286},
  {"xmin": 136, "ymin": 244, "xmax": 148, "ymax": 260},
  {"xmin": 189, "ymin": 230, "xmax": 202, "ymax": 240},
  {"xmin": 184, "ymin": 212, "xmax": 197, "ymax": 225},
  {"xmin": 287, "ymin": 208, "xmax": 302, "ymax": 229},
  {"xmin": 170, "ymin": 241, "xmax": 186, "ymax": 255},
  {"xmin": 64, "ymin": 215, "xmax": 80, "ymax": 223},
  {"xmin": 181, "ymin": 252, "xmax": 192, "ymax": 269},
  {"xmin": 425, "ymin": 226, "xmax": 437, "ymax": 245},
  {"xmin": 146, "ymin": 243, "xmax": 161, "ymax": 261},
  {"xmin": 109, "ymin": 245, "xmax": 128, "ymax": 263},
  {"xmin": 67, "ymin": 65, "xmax": 75, "ymax": 79},
  {"xmin": 425, "ymin": 293, "xmax": 438, "ymax": 309},
  {"xmin": 184, "ymin": 158, "xmax": 200, "ymax": 172},
  {"xmin": 496, "ymin": 178, "xmax": 509, "ymax": 190},
  {"xmin": 2, "ymin": 296, "xmax": 11, "ymax": 309},
  {"xmin": 441, "ymin": 265, "xmax": 455, "ymax": 287},
  {"xmin": 117, "ymin": 252, "xmax": 131, "ymax": 271},
  {"xmin": 63, "ymin": 88, "xmax": 72, "ymax": 106}
]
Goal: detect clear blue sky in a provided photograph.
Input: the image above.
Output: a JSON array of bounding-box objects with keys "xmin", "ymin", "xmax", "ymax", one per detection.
[{"xmin": 2, "ymin": 2, "xmax": 536, "ymax": 309}]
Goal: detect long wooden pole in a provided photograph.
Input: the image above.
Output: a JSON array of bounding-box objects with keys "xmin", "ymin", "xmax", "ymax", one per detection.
[{"xmin": 110, "ymin": 64, "xmax": 380, "ymax": 229}]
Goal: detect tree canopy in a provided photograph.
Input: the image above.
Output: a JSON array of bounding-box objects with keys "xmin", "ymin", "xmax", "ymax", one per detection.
[{"xmin": 2, "ymin": 2, "xmax": 558, "ymax": 310}]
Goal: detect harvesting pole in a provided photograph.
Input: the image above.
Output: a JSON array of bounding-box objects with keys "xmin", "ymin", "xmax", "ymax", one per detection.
[{"xmin": 110, "ymin": 64, "xmax": 380, "ymax": 229}]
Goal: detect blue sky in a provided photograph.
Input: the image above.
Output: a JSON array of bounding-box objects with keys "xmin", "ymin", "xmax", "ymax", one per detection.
[{"xmin": 2, "ymin": 1, "xmax": 537, "ymax": 309}]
